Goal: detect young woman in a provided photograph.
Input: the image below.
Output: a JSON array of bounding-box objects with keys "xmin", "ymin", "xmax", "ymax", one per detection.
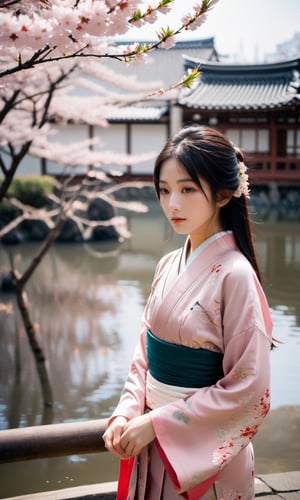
[{"xmin": 103, "ymin": 126, "xmax": 273, "ymax": 499}]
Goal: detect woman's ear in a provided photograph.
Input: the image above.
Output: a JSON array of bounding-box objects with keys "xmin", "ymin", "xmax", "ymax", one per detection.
[{"xmin": 216, "ymin": 190, "xmax": 232, "ymax": 208}]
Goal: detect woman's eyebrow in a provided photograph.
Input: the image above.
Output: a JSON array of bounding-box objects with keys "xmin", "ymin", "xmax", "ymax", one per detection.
[{"xmin": 159, "ymin": 177, "xmax": 193, "ymax": 184}]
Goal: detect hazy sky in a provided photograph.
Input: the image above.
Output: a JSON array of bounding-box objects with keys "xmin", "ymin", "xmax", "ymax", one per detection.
[{"xmin": 124, "ymin": 0, "xmax": 300, "ymax": 62}]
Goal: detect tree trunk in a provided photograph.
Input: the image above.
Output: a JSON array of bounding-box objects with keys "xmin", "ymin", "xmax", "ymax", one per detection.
[
  {"xmin": 10, "ymin": 217, "xmax": 68, "ymax": 409},
  {"xmin": 14, "ymin": 282, "xmax": 54, "ymax": 407}
]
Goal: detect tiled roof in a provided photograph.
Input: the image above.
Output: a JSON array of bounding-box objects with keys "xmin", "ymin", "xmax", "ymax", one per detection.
[
  {"xmin": 106, "ymin": 38, "xmax": 218, "ymax": 91},
  {"xmin": 178, "ymin": 57, "xmax": 300, "ymax": 111},
  {"xmin": 118, "ymin": 37, "xmax": 216, "ymax": 51},
  {"xmin": 108, "ymin": 105, "xmax": 168, "ymax": 122}
]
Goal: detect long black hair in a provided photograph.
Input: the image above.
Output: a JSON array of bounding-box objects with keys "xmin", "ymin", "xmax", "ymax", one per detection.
[{"xmin": 153, "ymin": 125, "xmax": 261, "ymax": 282}]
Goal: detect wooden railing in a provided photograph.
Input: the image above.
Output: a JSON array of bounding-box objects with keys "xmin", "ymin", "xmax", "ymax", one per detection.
[{"xmin": 0, "ymin": 419, "xmax": 107, "ymax": 463}]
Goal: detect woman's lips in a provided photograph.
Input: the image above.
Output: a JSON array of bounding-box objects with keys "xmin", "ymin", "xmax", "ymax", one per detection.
[{"xmin": 171, "ymin": 217, "xmax": 186, "ymax": 224}]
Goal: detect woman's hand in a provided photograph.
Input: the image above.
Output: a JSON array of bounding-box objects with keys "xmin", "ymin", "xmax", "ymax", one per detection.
[
  {"xmin": 120, "ymin": 413, "xmax": 155, "ymax": 458},
  {"xmin": 102, "ymin": 416, "xmax": 129, "ymax": 459}
]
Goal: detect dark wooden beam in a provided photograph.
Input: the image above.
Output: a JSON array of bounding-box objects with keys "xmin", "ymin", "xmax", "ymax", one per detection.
[{"xmin": 0, "ymin": 419, "xmax": 107, "ymax": 463}]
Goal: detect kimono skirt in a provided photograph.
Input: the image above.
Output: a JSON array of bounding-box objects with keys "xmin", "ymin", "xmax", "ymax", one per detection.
[{"xmin": 117, "ymin": 330, "xmax": 225, "ymax": 500}]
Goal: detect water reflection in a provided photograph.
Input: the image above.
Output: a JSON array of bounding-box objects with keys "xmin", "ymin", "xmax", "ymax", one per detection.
[
  {"xmin": 0, "ymin": 244, "xmax": 148, "ymax": 428},
  {"xmin": 0, "ymin": 203, "xmax": 299, "ymax": 497}
]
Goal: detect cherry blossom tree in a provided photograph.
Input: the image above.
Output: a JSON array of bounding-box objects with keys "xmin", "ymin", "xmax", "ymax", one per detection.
[
  {"xmin": 0, "ymin": 0, "xmax": 220, "ymax": 202},
  {"xmin": 0, "ymin": 57, "xmax": 154, "ymax": 408},
  {"xmin": 0, "ymin": 0, "xmax": 219, "ymax": 413}
]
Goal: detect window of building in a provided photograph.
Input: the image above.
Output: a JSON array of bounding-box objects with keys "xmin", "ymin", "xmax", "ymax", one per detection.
[
  {"xmin": 241, "ymin": 129, "xmax": 256, "ymax": 152},
  {"xmin": 257, "ymin": 130, "xmax": 269, "ymax": 153},
  {"xmin": 287, "ymin": 129, "xmax": 300, "ymax": 157},
  {"xmin": 226, "ymin": 128, "xmax": 270, "ymax": 153}
]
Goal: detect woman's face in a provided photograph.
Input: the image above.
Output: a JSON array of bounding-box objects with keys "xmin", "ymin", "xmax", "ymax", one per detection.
[{"xmin": 158, "ymin": 157, "xmax": 222, "ymax": 251}]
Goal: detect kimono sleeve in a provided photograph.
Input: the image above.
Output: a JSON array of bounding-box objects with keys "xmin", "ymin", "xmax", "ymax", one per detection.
[{"xmin": 150, "ymin": 261, "xmax": 273, "ymax": 497}]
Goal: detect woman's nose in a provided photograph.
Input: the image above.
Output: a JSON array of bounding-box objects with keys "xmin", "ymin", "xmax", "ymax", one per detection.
[{"xmin": 168, "ymin": 192, "xmax": 180, "ymax": 210}]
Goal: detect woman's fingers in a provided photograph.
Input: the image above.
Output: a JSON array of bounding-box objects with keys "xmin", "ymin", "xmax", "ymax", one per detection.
[
  {"xmin": 103, "ymin": 432, "xmax": 128, "ymax": 459},
  {"xmin": 104, "ymin": 414, "xmax": 155, "ymax": 459},
  {"xmin": 103, "ymin": 416, "xmax": 129, "ymax": 458},
  {"xmin": 121, "ymin": 437, "xmax": 136, "ymax": 457}
]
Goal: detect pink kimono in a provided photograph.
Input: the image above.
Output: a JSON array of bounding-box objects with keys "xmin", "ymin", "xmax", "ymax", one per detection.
[{"xmin": 111, "ymin": 232, "xmax": 273, "ymax": 499}]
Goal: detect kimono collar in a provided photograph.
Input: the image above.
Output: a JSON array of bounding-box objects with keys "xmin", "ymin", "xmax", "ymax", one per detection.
[{"xmin": 179, "ymin": 231, "xmax": 232, "ymax": 275}]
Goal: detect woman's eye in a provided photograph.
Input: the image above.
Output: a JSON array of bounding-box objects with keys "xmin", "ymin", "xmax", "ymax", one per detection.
[
  {"xmin": 182, "ymin": 186, "xmax": 195, "ymax": 193},
  {"xmin": 159, "ymin": 187, "xmax": 169, "ymax": 195}
]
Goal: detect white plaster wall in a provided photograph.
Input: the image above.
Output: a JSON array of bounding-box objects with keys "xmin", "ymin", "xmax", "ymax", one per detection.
[
  {"xmin": 95, "ymin": 123, "xmax": 168, "ymax": 175},
  {"xmin": 170, "ymin": 106, "xmax": 183, "ymax": 137},
  {"xmin": 131, "ymin": 124, "xmax": 168, "ymax": 174},
  {"xmin": 15, "ymin": 155, "xmax": 42, "ymax": 176},
  {"xmin": 46, "ymin": 124, "xmax": 89, "ymax": 175},
  {"xmin": 94, "ymin": 124, "xmax": 127, "ymax": 174},
  {"xmin": 14, "ymin": 122, "xmax": 168, "ymax": 178}
]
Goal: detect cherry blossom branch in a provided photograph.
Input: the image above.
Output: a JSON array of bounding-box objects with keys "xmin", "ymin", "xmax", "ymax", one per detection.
[
  {"xmin": 147, "ymin": 66, "xmax": 200, "ymax": 97},
  {"xmin": 0, "ymin": 0, "xmax": 219, "ymax": 79}
]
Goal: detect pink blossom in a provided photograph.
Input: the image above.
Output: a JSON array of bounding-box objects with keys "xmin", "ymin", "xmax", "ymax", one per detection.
[
  {"xmin": 192, "ymin": 3, "xmax": 203, "ymax": 15},
  {"xmin": 129, "ymin": 18, "xmax": 143, "ymax": 28},
  {"xmin": 157, "ymin": 3, "xmax": 172, "ymax": 15},
  {"xmin": 105, "ymin": 8, "xmax": 130, "ymax": 35},
  {"xmin": 4, "ymin": 14, "xmax": 32, "ymax": 49},
  {"xmin": 0, "ymin": 13, "xmax": 20, "ymax": 45},
  {"xmin": 121, "ymin": 42, "xmax": 147, "ymax": 59},
  {"xmin": 159, "ymin": 35, "xmax": 176, "ymax": 49},
  {"xmin": 181, "ymin": 14, "xmax": 193, "ymax": 27},
  {"xmin": 124, "ymin": 0, "xmax": 141, "ymax": 11},
  {"xmin": 145, "ymin": 9, "xmax": 158, "ymax": 24},
  {"xmin": 16, "ymin": 15, "xmax": 52, "ymax": 51},
  {"xmin": 50, "ymin": 5, "xmax": 80, "ymax": 37},
  {"xmin": 188, "ymin": 13, "xmax": 208, "ymax": 31},
  {"xmin": 76, "ymin": 1, "xmax": 107, "ymax": 36},
  {"xmin": 129, "ymin": 51, "xmax": 147, "ymax": 65}
]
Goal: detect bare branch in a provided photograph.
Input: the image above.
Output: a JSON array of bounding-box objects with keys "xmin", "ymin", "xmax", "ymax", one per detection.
[{"xmin": 18, "ymin": 215, "xmax": 67, "ymax": 288}]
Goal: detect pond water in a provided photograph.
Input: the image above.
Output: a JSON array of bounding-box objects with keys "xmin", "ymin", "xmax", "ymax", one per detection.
[{"xmin": 0, "ymin": 203, "xmax": 299, "ymax": 498}]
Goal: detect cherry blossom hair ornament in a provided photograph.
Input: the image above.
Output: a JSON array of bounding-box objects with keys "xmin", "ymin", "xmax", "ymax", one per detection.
[{"xmin": 233, "ymin": 161, "xmax": 250, "ymax": 199}]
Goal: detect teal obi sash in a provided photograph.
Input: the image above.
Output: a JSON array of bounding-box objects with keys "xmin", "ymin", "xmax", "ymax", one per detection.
[{"xmin": 146, "ymin": 330, "xmax": 224, "ymax": 388}]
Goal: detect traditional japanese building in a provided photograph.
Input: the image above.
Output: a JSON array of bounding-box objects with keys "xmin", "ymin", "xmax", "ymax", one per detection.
[
  {"xmin": 18, "ymin": 39, "xmax": 300, "ymax": 191},
  {"xmin": 19, "ymin": 38, "xmax": 219, "ymax": 178},
  {"xmin": 178, "ymin": 57, "xmax": 300, "ymax": 186}
]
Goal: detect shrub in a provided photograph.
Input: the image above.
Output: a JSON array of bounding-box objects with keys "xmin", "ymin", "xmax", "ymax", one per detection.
[{"xmin": 7, "ymin": 175, "xmax": 56, "ymax": 208}]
